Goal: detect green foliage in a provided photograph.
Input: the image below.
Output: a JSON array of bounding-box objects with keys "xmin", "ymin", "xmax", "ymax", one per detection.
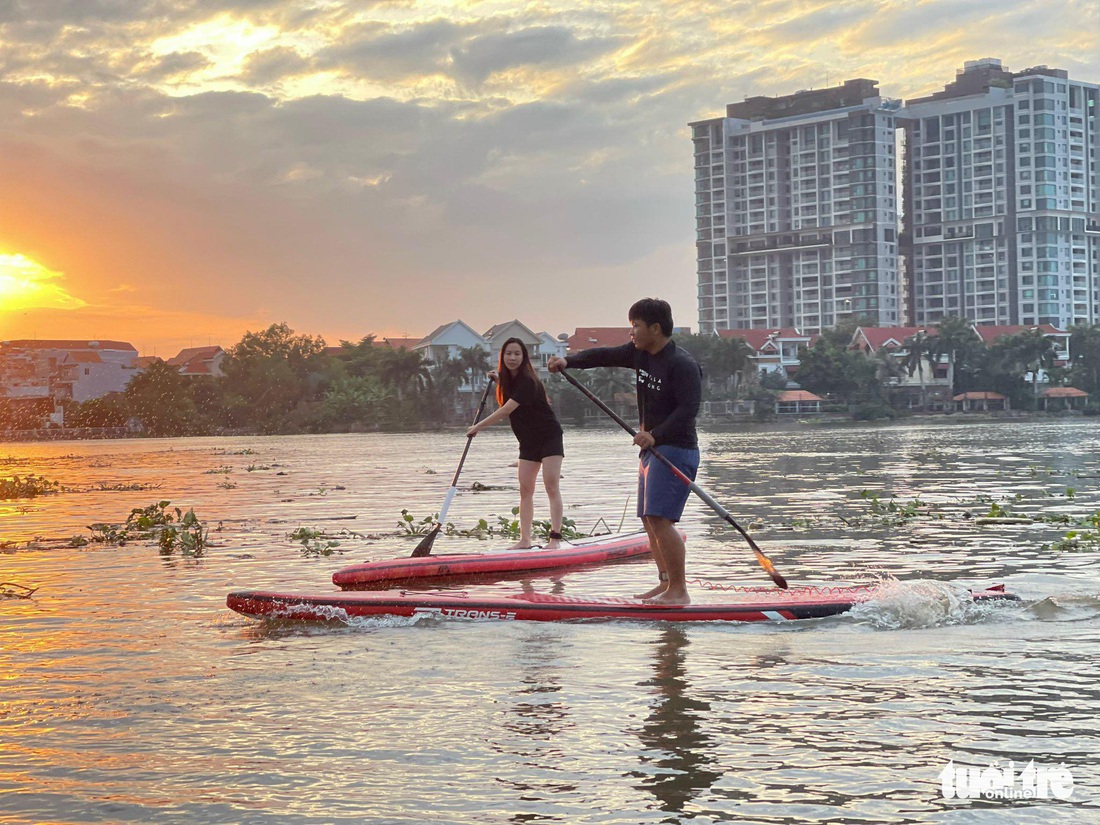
[
  {"xmin": 85, "ymin": 501, "xmax": 208, "ymax": 555},
  {"xmin": 124, "ymin": 360, "xmax": 205, "ymax": 436},
  {"xmin": 397, "ymin": 508, "xmax": 587, "ymax": 542},
  {"xmin": 220, "ymin": 322, "xmax": 329, "ymax": 432},
  {"xmin": 853, "ymin": 490, "xmax": 929, "ymax": 526},
  {"xmin": 793, "ymin": 322, "xmax": 883, "ymax": 407},
  {"xmin": 493, "ymin": 509, "xmax": 586, "ymax": 542},
  {"xmin": 289, "ymin": 526, "xmax": 344, "ymax": 556},
  {"xmin": 64, "ymin": 394, "xmax": 130, "ymax": 428},
  {"xmin": 0, "ymin": 475, "xmax": 61, "ymax": 500},
  {"xmin": 1045, "ymin": 511, "xmax": 1100, "ymax": 552}
]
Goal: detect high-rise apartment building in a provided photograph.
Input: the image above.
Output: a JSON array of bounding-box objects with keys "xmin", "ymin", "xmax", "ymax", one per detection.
[
  {"xmin": 691, "ymin": 79, "xmax": 903, "ymax": 333},
  {"xmin": 694, "ymin": 60, "xmax": 1100, "ymax": 335},
  {"xmin": 905, "ymin": 59, "xmax": 1100, "ymax": 327}
]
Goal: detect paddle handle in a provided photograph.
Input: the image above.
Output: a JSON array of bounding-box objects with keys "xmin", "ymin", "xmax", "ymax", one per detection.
[{"xmin": 560, "ymin": 369, "xmax": 787, "ymax": 589}]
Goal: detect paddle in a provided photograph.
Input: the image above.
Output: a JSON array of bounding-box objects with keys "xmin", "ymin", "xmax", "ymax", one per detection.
[
  {"xmin": 412, "ymin": 377, "xmax": 496, "ymax": 557},
  {"xmin": 559, "ymin": 368, "xmax": 788, "ymax": 589}
]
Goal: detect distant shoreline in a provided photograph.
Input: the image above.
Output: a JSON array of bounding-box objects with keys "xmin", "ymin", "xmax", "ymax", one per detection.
[{"xmin": 1, "ymin": 410, "xmax": 1094, "ymax": 444}]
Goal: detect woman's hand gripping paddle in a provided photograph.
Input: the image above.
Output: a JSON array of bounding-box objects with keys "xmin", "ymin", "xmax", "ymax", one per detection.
[
  {"xmin": 412, "ymin": 378, "xmax": 496, "ymax": 557},
  {"xmin": 559, "ymin": 369, "xmax": 787, "ymax": 589}
]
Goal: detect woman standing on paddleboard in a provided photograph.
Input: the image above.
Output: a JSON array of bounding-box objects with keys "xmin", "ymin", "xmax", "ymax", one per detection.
[{"xmin": 467, "ymin": 337, "xmax": 565, "ymax": 550}]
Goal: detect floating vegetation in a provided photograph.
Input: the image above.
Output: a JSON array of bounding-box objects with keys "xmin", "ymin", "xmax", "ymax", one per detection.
[
  {"xmin": 246, "ymin": 464, "xmax": 273, "ymax": 472},
  {"xmin": 88, "ymin": 482, "xmax": 163, "ymax": 492},
  {"xmin": 0, "ymin": 581, "xmax": 39, "ymax": 599},
  {"xmin": 85, "ymin": 501, "xmax": 209, "ymax": 556},
  {"xmin": 470, "ymin": 481, "xmax": 506, "ymax": 491},
  {"xmin": 216, "ymin": 481, "xmax": 238, "ymax": 490},
  {"xmin": 397, "ymin": 508, "xmax": 586, "ymax": 542},
  {"xmin": 1044, "ymin": 511, "xmax": 1100, "ymax": 553},
  {"xmin": 848, "ymin": 491, "xmax": 936, "ymax": 527},
  {"xmin": 214, "ymin": 448, "xmax": 256, "ymax": 456},
  {"xmin": 0, "ymin": 475, "xmax": 63, "ymax": 500},
  {"xmin": 288, "ymin": 525, "xmax": 370, "ymax": 556},
  {"xmin": 204, "ymin": 467, "xmax": 233, "ymax": 475},
  {"xmin": 495, "ymin": 509, "xmax": 586, "ymax": 542},
  {"xmin": 309, "ymin": 484, "xmax": 347, "ymax": 496}
]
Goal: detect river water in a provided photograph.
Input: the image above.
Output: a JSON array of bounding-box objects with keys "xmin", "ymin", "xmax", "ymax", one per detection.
[{"xmin": 1, "ymin": 421, "xmax": 1097, "ymax": 824}]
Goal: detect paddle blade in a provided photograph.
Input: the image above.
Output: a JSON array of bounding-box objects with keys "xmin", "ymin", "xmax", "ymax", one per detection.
[
  {"xmin": 411, "ymin": 523, "xmax": 442, "ymax": 557},
  {"xmin": 754, "ymin": 549, "xmax": 788, "ymax": 590}
]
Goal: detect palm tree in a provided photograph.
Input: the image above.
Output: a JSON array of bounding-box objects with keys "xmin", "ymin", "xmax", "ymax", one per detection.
[
  {"xmin": 929, "ymin": 316, "xmax": 978, "ymax": 395},
  {"xmin": 902, "ymin": 330, "xmax": 937, "ymax": 410},
  {"xmin": 376, "ymin": 347, "xmax": 432, "ymax": 401},
  {"xmin": 1017, "ymin": 329, "xmax": 1058, "ymax": 400},
  {"xmin": 430, "ymin": 358, "xmax": 470, "ymax": 422},
  {"xmin": 457, "ymin": 345, "xmax": 491, "ymax": 413}
]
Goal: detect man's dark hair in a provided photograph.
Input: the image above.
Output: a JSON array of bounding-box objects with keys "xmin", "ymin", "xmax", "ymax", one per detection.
[{"xmin": 628, "ymin": 298, "xmax": 674, "ymax": 337}]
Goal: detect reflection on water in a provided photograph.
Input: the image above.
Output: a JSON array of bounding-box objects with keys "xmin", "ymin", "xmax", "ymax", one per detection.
[
  {"xmin": 631, "ymin": 628, "xmax": 722, "ymax": 816},
  {"xmin": 1, "ymin": 423, "xmax": 1099, "ymax": 823}
]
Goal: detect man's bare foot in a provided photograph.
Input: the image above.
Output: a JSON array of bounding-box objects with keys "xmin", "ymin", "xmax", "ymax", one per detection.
[
  {"xmin": 507, "ymin": 541, "xmax": 535, "ymax": 550},
  {"xmin": 545, "ymin": 539, "xmax": 561, "ymax": 549},
  {"xmin": 634, "ymin": 582, "xmax": 667, "ymax": 600},
  {"xmin": 647, "ymin": 588, "xmax": 690, "ymax": 606}
]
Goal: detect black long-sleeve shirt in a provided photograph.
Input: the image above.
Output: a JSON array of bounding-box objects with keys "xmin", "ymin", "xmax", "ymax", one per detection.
[{"xmin": 565, "ymin": 340, "xmax": 702, "ymax": 449}]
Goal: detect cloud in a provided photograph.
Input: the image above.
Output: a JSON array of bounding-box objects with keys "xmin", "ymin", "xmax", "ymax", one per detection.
[
  {"xmin": 448, "ymin": 25, "xmax": 627, "ymax": 85},
  {"xmin": 0, "ymin": 0, "xmax": 1096, "ymax": 349}
]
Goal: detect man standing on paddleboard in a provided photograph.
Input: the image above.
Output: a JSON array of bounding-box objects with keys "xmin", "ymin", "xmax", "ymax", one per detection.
[{"xmin": 548, "ymin": 298, "xmax": 702, "ymax": 605}]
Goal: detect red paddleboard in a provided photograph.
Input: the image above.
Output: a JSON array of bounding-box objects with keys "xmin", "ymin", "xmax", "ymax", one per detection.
[
  {"xmin": 227, "ymin": 584, "xmax": 1018, "ymax": 624},
  {"xmin": 331, "ymin": 530, "xmax": 674, "ymax": 589}
]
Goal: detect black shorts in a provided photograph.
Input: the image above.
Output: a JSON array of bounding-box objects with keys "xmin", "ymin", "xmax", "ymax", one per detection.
[{"xmin": 518, "ymin": 433, "xmax": 564, "ymax": 462}]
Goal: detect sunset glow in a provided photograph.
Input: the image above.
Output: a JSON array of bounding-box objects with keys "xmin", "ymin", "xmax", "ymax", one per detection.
[{"xmin": 0, "ymin": 254, "xmax": 85, "ymax": 313}]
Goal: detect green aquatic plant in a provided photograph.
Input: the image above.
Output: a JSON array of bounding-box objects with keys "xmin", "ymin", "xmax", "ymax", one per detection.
[
  {"xmin": 397, "ymin": 509, "xmax": 585, "ymax": 542},
  {"xmin": 85, "ymin": 501, "xmax": 208, "ymax": 555},
  {"xmin": 495, "ymin": 508, "xmax": 586, "ymax": 542},
  {"xmin": 288, "ymin": 525, "xmax": 371, "ymax": 556},
  {"xmin": 0, "ymin": 475, "xmax": 62, "ymax": 500}
]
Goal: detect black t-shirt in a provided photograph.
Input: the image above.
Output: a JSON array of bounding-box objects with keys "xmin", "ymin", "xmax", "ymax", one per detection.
[
  {"xmin": 565, "ymin": 340, "xmax": 702, "ymax": 449},
  {"xmin": 505, "ymin": 374, "xmax": 562, "ymax": 447}
]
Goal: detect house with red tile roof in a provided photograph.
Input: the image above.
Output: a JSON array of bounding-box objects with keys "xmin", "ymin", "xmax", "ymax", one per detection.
[
  {"xmin": 849, "ymin": 325, "xmax": 952, "ymax": 408},
  {"xmin": 971, "ymin": 324, "xmax": 1070, "ymax": 368},
  {"xmin": 716, "ymin": 328, "xmax": 814, "ymax": 378},
  {"xmin": 167, "ymin": 346, "xmax": 226, "ymax": 378},
  {"xmin": 566, "ymin": 327, "xmax": 633, "ymax": 352}
]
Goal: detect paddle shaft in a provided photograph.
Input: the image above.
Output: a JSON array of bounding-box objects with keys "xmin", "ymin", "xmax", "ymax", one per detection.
[
  {"xmin": 559, "ymin": 369, "xmax": 787, "ymax": 588},
  {"xmin": 438, "ymin": 378, "xmax": 496, "ymax": 524},
  {"xmin": 411, "ymin": 378, "xmax": 495, "ymax": 556}
]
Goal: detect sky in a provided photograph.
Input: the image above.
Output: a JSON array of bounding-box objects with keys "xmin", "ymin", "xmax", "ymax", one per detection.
[{"xmin": 0, "ymin": 0, "xmax": 1096, "ymax": 357}]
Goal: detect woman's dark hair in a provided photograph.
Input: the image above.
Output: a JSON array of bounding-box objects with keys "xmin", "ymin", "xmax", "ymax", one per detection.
[
  {"xmin": 628, "ymin": 298, "xmax": 674, "ymax": 337},
  {"xmin": 496, "ymin": 337, "xmax": 545, "ymax": 406}
]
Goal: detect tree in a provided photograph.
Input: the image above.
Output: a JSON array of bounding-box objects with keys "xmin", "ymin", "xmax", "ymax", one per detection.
[
  {"xmin": 457, "ymin": 345, "xmax": 491, "ymax": 411},
  {"xmin": 65, "ymin": 394, "xmax": 130, "ymax": 428},
  {"xmin": 1067, "ymin": 324, "xmax": 1100, "ymax": 395},
  {"xmin": 901, "ymin": 330, "xmax": 938, "ymax": 410},
  {"xmin": 220, "ymin": 323, "xmax": 329, "ymax": 431},
  {"xmin": 320, "ymin": 375, "xmax": 391, "ymax": 430},
  {"xmin": 335, "ymin": 335, "xmax": 382, "ymax": 379},
  {"xmin": 929, "ymin": 316, "xmax": 982, "ymax": 394},
  {"xmin": 793, "ymin": 320, "xmax": 879, "ymax": 407},
  {"xmin": 983, "ymin": 330, "xmax": 1056, "ymax": 409},
  {"xmin": 125, "ymin": 361, "xmax": 203, "ymax": 436},
  {"xmin": 374, "ymin": 347, "xmax": 432, "ymax": 403}
]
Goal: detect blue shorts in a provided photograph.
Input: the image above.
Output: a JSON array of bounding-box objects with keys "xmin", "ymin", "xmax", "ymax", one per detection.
[{"xmin": 637, "ymin": 445, "xmax": 699, "ymax": 522}]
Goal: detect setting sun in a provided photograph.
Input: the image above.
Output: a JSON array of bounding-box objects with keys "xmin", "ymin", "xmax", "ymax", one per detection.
[{"xmin": 0, "ymin": 252, "xmax": 85, "ymax": 313}]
